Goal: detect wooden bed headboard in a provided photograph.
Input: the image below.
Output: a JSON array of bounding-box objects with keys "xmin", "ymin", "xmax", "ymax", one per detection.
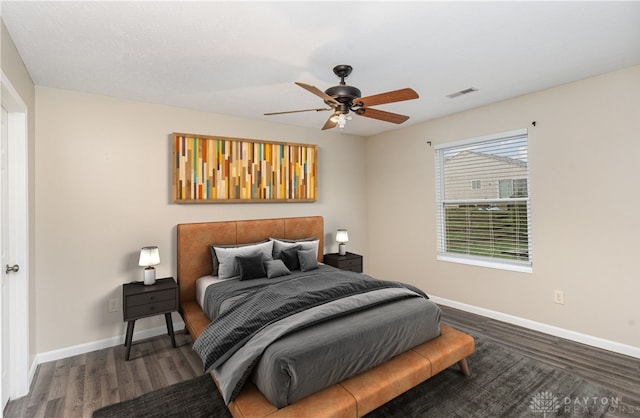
[{"xmin": 176, "ymin": 216, "xmax": 324, "ymax": 306}]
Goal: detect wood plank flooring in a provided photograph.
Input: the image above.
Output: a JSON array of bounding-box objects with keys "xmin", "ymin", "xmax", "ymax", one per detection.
[
  {"xmin": 4, "ymin": 332, "xmax": 203, "ymax": 418},
  {"xmin": 440, "ymin": 306, "xmax": 640, "ymax": 397},
  {"xmin": 4, "ymin": 306, "xmax": 640, "ymax": 417},
  {"xmin": 439, "ymin": 305, "xmax": 640, "ymax": 415}
]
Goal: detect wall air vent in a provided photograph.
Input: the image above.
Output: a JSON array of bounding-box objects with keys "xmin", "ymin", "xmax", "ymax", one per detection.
[{"xmin": 446, "ymin": 87, "xmax": 478, "ymax": 99}]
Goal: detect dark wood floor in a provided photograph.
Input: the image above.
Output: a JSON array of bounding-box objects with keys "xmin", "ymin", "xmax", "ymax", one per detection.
[
  {"xmin": 3, "ymin": 332, "xmax": 203, "ymax": 418},
  {"xmin": 439, "ymin": 306, "xmax": 640, "ymax": 413},
  {"xmin": 5, "ymin": 305, "xmax": 640, "ymax": 417}
]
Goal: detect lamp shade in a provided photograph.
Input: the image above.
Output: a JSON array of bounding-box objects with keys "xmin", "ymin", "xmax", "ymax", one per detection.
[
  {"xmin": 138, "ymin": 246, "xmax": 160, "ymax": 267},
  {"xmin": 336, "ymin": 229, "xmax": 349, "ymax": 244}
]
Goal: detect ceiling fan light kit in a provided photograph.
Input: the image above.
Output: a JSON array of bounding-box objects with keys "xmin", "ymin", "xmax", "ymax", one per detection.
[
  {"xmin": 331, "ymin": 113, "xmax": 352, "ymax": 130},
  {"xmin": 265, "ymin": 65, "xmax": 419, "ymax": 131}
]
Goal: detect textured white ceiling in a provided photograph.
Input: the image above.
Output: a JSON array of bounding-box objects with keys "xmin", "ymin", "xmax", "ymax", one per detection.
[{"xmin": 3, "ymin": 1, "xmax": 640, "ymax": 136}]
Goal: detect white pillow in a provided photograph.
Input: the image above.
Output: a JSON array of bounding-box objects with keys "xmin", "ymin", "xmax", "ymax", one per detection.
[
  {"xmin": 270, "ymin": 237, "xmax": 319, "ymax": 260},
  {"xmin": 214, "ymin": 240, "xmax": 274, "ymax": 280}
]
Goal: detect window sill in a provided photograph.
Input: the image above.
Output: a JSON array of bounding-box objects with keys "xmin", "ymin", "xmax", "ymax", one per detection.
[{"xmin": 437, "ymin": 253, "xmax": 532, "ymax": 273}]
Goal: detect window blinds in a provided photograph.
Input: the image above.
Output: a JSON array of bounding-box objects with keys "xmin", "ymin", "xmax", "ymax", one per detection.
[{"xmin": 435, "ymin": 129, "xmax": 532, "ymax": 270}]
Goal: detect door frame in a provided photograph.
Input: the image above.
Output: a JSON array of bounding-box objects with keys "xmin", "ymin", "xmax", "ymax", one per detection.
[{"xmin": 1, "ymin": 71, "xmax": 30, "ymax": 402}]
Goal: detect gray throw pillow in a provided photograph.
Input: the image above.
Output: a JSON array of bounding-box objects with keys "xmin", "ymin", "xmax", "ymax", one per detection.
[
  {"xmin": 298, "ymin": 248, "xmax": 319, "ymax": 272},
  {"xmin": 264, "ymin": 259, "xmax": 291, "ymax": 279}
]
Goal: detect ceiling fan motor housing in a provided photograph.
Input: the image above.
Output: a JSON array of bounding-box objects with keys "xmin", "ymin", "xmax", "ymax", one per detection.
[{"xmin": 325, "ymin": 84, "xmax": 362, "ymax": 105}]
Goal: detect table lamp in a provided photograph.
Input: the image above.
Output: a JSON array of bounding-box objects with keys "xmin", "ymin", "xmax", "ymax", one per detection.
[
  {"xmin": 138, "ymin": 246, "xmax": 160, "ymax": 285},
  {"xmin": 336, "ymin": 229, "xmax": 349, "ymax": 256}
]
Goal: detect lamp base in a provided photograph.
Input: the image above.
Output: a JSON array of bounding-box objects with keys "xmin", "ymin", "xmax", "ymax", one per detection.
[
  {"xmin": 143, "ymin": 267, "xmax": 156, "ymax": 285},
  {"xmin": 338, "ymin": 243, "xmax": 346, "ymax": 256}
]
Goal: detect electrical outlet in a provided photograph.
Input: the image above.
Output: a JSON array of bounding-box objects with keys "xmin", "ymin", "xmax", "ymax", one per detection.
[
  {"xmin": 108, "ymin": 298, "xmax": 119, "ymax": 312},
  {"xmin": 553, "ymin": 290, "xmax": 565, "ymax": 305}
]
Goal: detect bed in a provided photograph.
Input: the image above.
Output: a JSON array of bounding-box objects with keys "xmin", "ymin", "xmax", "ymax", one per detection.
[{"xmin": 177, "ymin": 216, "xmax": 474, "ymax": 417}]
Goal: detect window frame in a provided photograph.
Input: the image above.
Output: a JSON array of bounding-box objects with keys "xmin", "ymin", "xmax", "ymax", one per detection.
[{"xmin": 434, "ymin": 128, "xmax": 532, "ymax": 273}]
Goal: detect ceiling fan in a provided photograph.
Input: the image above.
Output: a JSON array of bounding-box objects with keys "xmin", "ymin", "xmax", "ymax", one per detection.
[{"xmin": 265, "ymin": 65, "xmax": 419, "ymax": 130}]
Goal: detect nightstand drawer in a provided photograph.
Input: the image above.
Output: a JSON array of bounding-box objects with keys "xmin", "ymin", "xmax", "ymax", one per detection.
[
  {"xmin": 127, "ymin": 289, "xmax": 175, "ymax": 307},
  {"xmin": 323, "ymin": 252, "xmax": 363, "ymax": 273},
  {"xmin": 127, "ymin": 299, "xmax": 176, "ymax": 318},
  {"xmin": 342, "ymin": 264, "xmax": 362, "ymax": 272},
  {"xmin": 341, "ymin": 258, "xmax": 362, "ymax": 270},
  {"xmin": 122, "ymin": 278, "xmax": 179, "ymax": 322}
]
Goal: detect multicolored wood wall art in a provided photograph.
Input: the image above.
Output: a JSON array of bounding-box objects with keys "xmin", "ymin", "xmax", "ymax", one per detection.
[{"xmin": 172, "ymin": 133, "xmax": 317, "ymax": 203}]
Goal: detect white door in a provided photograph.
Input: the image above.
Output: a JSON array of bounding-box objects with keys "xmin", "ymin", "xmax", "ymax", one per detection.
[
  {"xmin": 1, "ymin": 105, "xmax": 9, "ymax": 411},
  {"xmin": 1, "ymin": 75, "xmax": 30, "ymax": 409}
]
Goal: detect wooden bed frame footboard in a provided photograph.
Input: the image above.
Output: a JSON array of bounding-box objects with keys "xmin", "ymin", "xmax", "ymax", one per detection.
[{"xmin": 176, "ymin": 216, "xmax": 475, "ymax": 418}]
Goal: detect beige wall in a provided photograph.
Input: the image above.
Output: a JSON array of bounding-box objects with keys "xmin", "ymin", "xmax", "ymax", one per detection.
[
  {"xmin": 366, "ymin": 65, "xmax": 640, "ymax": 348},
  {"xmin": 1, "ymin": 20, "xmax": 37, "ymax": 366},
  {"xmin": 34, "ymin": 87, "xmax": 367, "ymax": 353}
]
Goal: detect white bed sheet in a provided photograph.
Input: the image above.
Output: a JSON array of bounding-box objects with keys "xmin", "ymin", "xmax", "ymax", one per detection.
[{"xmin": 196, "ymin": 276, "xmax": 224, "ymax": 309}]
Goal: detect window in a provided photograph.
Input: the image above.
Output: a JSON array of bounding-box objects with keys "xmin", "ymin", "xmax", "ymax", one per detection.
[
  {"xmin": 498, "ymin": 178, "xmax": 528, "ymax": 198},
  {"xmin": 435, "ymin": 129, "xmax": 532, "ymax": 272}
]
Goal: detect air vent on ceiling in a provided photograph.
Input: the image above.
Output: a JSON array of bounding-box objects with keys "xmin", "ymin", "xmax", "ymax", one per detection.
[{"xmin": 446, "ymin": 87, "xmax": 478, "ymax": 99}]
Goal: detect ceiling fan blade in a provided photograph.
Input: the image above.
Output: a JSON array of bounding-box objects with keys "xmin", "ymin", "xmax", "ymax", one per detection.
[
  {"xmin": 295, "ymin": 82, "xmax": 339, "ymax": 106},
  {"xmin": 322, "ymin": 114, "xmax": 338, "ymax": 130},
  {"xmin": 356, "ymin": 108, "xmax": 410, "ymax": 124},
  {"xmin": 354, "ymin": 88, "xmax": 419, "ymax": 107},
  {"xmin": 264, "ymin": 108, "xmax": 332, "ymax": 116}
]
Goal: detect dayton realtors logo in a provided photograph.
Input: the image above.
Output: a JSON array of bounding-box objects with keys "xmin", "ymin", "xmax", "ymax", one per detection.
[
  {"xmin": 529, "ymin": 391, "xmax": 561, "ymax": 417},
  {"xmin": 530, "ymin": 391, "xmax": 636, "ymax": 416}
]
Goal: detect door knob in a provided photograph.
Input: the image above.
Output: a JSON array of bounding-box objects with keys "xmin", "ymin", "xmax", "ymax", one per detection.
[{"xmin": 5, "ymin": 264, "xmax": 19, "ymax": 274}]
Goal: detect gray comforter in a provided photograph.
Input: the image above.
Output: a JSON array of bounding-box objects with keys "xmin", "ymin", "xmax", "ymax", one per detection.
[{"xmin": 193, "ymin": 265, "xmax": 440, "ymax": 407}]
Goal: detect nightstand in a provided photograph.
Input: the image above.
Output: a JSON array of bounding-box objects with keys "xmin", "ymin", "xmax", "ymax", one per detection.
[
  {"xmin": 323, "ymin": 252, "xmax": 363, "ymax": 273},
  {"xmin": 122, "ymin": 277, "xmax": 178, "ymax": 360}
]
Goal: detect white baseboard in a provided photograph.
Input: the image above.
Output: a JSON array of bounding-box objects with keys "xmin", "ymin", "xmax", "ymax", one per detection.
[
  {"xmin": 430, "ymin": 295, "xmax": 640, "ymax": 359},
  {"xmin": 29, "ymin": 319, "xmax": 186, "ymax": 384}
]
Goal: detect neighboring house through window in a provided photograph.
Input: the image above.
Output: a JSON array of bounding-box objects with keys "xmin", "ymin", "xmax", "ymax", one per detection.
[{"xmin": 434, "ymin": 129, "xmax": 532, "ymax": 272}]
